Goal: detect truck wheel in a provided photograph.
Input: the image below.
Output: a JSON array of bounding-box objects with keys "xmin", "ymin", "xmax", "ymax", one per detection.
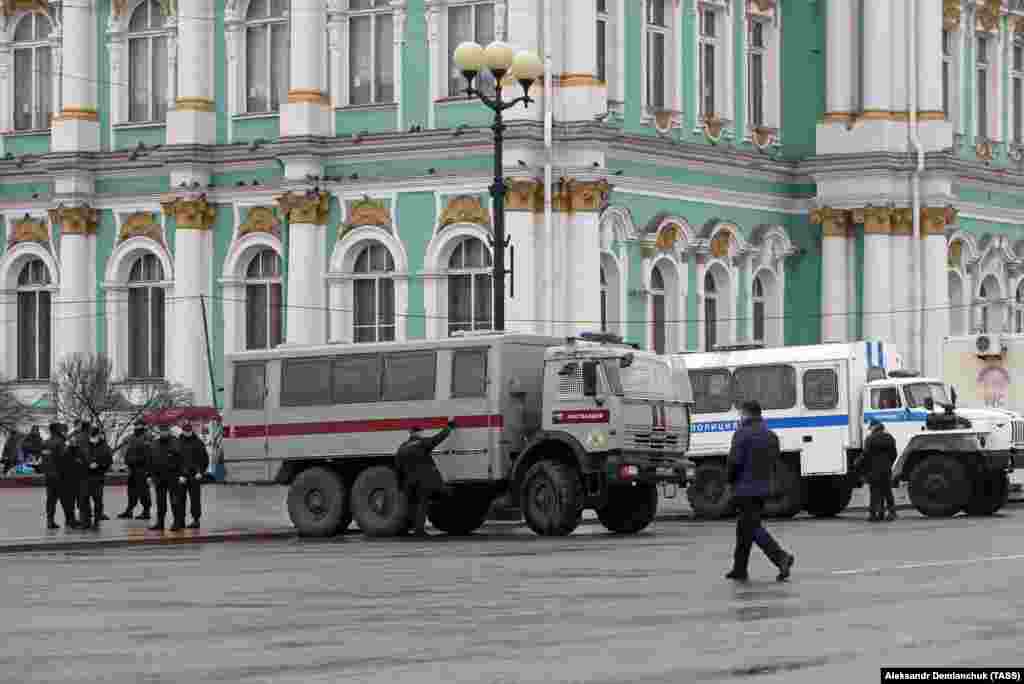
[
  {"xmin": 908, "ymin": 455, "xmax": 969, "ymax": 517},
  {"xmin": 286, "ymin": 467, "xmax": 349, "ymax": 537},
  {"xmin": 351, "ymin": 466, "xmax": 410, "ymax": 537},
  {"xmin": 965, "ymin": 471, "xmax": 1010, "ymax": 516},
  {"xmin": 804, "ymin": 478, "xmax": 853, "ymax": 518},
  {"xmin": 764, "ymin": 459, "xmax": 802, "ymax": 518},
  {"xmin": 686, "ymin": 461, "xmax": 735, "ymax": 519},
  {"xmin": 520, "ymin": 460, "xmax": 582, "ymax": 536},
  {"xmin": 428, "ymin": 492, "xmax": 493, "ymax": 535},
  {"xmin": 597, "ymin": 483, "xmax": 658, "ymax": 534}
]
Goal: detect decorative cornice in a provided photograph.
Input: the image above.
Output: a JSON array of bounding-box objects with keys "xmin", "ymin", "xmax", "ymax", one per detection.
[
  {"xmin": 55, "ymin": 107, "xmax": 100, "ymax": 123},
  {"xmin": 48, "ymin": 204, "xmax": 98, "ymax": 236},
  {"xmin": 810, "ymin": 207, "xmax": 852, "ymax": 238},
  {"xmin": 175, "ymin": 97, "xmax": 215, "ymax": 113},
  {"xmin": 287, "ymin": 89, "xmax": 330, "ymax": 106},
  {"xmin": 160, "ymin": 193, "xmax": 217, "ymax": 230},
  {"xmin": 238, "ymin": 206, "xmax": 280, "ymax": 236},
  {"xmin": 440, "ymin": 195, "xmax": 491, "ymax": 228},
  {"xmin": 276, "ymin": 191, "xmax": 331, "ymax": 225},
  {"xmin": 345, "ymin": 195, "xmax": 392, "ymax": 230},
  {"xmin": 8, "ymin": 216, "xmax": 48, "ymax": 246},
  {"xmin": 119, "ymin": 212, "xmax": 163, "ymax": 243}
]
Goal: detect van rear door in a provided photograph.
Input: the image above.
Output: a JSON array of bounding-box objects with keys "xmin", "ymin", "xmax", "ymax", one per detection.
[{"xmin": 798, "ymin": 362, "xmax": 848, "ymax": 476}]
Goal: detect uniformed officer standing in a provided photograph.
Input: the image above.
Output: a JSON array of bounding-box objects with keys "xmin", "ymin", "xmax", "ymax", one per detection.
[
  {"xmin": 394, "ymin": 420, "xmax": 456, "ymax": 536},
  {"xmin": 82, "ymin": 428, "xmax": 113, "ymax": 527},
  {"xmin": 147, "ymin": 424, "xmax": 186, "ymax": 532},
  {"xmin": 177, "ymin": 421, "xmax": 209, "ymax": 528},
  {"xmin": 861, "ymin": 419, "xmax": 898, "ymax": 521},
  {"xmin": 118, "ymin": 422, "xmax": 152, "ymax": 519},
  {"xmin": 39, "ymin": 423, "xmax": 77, "ymax": 529}
]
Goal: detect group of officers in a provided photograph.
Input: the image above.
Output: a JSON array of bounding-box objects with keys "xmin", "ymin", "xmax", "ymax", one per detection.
[{"xmin": 36, "ymin": 419, "xmax": 210, "ymax": 532}]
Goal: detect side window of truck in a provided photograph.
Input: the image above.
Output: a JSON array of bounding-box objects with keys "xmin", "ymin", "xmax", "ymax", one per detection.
[
  {"xmin": 281, "ymin": 358, "xmax": 333, "ymax": 406},
  {"xmin": 233, "ymin": 363, "xmax": 266, "ymax": 410},
  {"xmin": 382, "ymin": 351, "xmax": 437, "ymax": 401},
  {"xmin": 870, "ymin": 387, "xmax": 902, "ymax": 410},
  {"xmin": 803, "ymin": 368, "xmax": 839, "ymax": 410},
  {"xmin": 689, "ymin": 370, "xmax": 733, "ymax": 414},
  {"xmin": 333, "ymin": 355, "xmax": 381, "ymax": 404},
  {"xmin": 452, "ymin": 349, "xmax": 488, "ymax": 398},
  {"xmin": 733, "ymin": 365, "xmax": 797, "ymax": 410}
]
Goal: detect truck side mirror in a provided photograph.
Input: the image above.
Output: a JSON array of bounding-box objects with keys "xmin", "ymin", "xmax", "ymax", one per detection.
[
  {"xmin": 582, "ymin": 361, "xmax": 599, "ymax": 397},
  {"xmin": 923, "ymin": 397, "xmax": 935, "ymax": 412}
]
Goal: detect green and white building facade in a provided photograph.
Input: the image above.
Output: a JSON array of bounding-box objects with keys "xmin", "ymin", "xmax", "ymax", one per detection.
[{"xmin": 0, "ymin": 0, "xmax": 1020, "ymax": 408}]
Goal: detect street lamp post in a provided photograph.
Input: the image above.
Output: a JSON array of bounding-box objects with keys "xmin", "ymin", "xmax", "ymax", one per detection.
[{"xmin": 454, "ymin": 41, "xmax": 544, "ymax": 332}]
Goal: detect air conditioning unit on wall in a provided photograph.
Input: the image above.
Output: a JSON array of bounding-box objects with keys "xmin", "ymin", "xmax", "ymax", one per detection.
[{"xmin": 975, "ymin": 334, "xmax": 1005, "ymax": 357}]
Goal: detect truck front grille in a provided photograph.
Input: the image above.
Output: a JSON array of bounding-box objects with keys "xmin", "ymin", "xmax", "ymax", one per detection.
[
  {"xmin": 624, "ymin": 424, "xmax": 681, "ymax": 451},
  {"xmin": 1012, "ymin": 420, "xmax": 1024, "ymax": 447}
]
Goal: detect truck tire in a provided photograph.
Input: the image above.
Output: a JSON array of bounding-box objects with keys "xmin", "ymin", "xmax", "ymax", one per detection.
[
  {"xmin": 428, "ymin": 491, "xmax": 493, "ymax": 535},
  {"xmin": 686, "ymin": 461, "xmax": 735, "ymax": 519},
  {"xmin": 351, "ymin": 466, "xmax": 410, "ymax": 537},
  {"xmin": 597, "ymin": 483, "xmax": 658, "ymax": 534},
  {"xmin": 520, "ymin": 460, "xmax": 582, "ymax": 536},
  {"xmin": 764, "ymin": 458, "xmax": 802, "ymax": 518},
  {"xmin": 965, "ymin": 471, "xmax": 1010, "ymax": 516},
  {"xmin": 804, "ymin": 478, "xmax": 854, "ymax": 518},
  {"xmin": 908, "ymin": 454, "xmax": 969, "ymax": 517},
  {"xmin": 286, "ymin": 467, "xmax": 350, "ymax": 537}
]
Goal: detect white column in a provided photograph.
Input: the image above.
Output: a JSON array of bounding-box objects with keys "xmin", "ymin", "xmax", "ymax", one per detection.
[
  {"xmin": 425, "ymin": 0, "xmax": 441, "ymax": 129},
  {"xmin": 918, "ymin": 0, "xmax": 944, "ymax": 116},
  {"xmin": 104, "ymin": 286, "xmax": 127, "ymax": 380},
  {"xmin": 0, "ymin": 291, "xmax": 15, "ymax": 379},
  {"xmin": 168, "ymin": 0, "xmax": 215, "ymax": 145},
  {"xmin": 283, "ymin": 0, "xmax": 330, "ymax": 137},
  {"xmin": 862, "ymin": 0, "xmax": 892, "ymax": 115},
  {"xmin": 505, "ymin": 182, "xmax": 540, "ymax": 334},
  {"xmin": 890, "ymin": 0, "xmax": 908, "ymax": 118},
  {"xmin": 813, "ymin": 208, "xmax": 850, "ymax": 343},
  {"xmin": 221, "ymin": 280, "xmax": 245, "ymax": 355},
  {"xmin": 890, "ymin": 212, "xmax": 912, "ymax": 355},
  {"xmin": 225, "ymin": 18, "xmax": 244, "ymax": 140},
  {"xmin": 278, "ymin": 191, "xmax": 329, "ymax": 345},
  {"xmin": 52, "ymin": 219, "xmax": 96, "ymax": 364},
  {"xmin": 859, "ymin": 208, "xmax": 893, "ymax": 343},
  {"xmin": 162, "ymin": 194, "xmax": 215, "ymax": 404},
  {"xmin": 825, "ymin": 0, "xmax": 855, "ymax": 117},
  {"xmin": 52, "ymin": 0, "xmax": 98, "ymax": 152},
  {"xmin": 555, "ymin": 0, "xmax": 602, "ymax": 122},
  {"xmin": 568, "ymin": 212, "xmax": 601, "ymax": 338},
  {"xmin": 504, "ymin": 0, "xmax": 543, "ymax": 123},
  {"xmin": 391, "ymin": 1, "xmax": 407, "ymax": 130}
]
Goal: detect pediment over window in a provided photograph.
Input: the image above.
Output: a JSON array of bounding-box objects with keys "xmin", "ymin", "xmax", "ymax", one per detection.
[
  {"xmin": 238, "ymin": 206, "xmax": 280, "ymax": 237},
  {"xmin": 0, "ymin": 0, "xmax": 49, "ymax": 18},
  {"xmin": 7, "ymin": 216, "xmax": 48, "ymax": 246},
  {"xmin": 118, "ymin": 212, "xmax": 163, "ymax": 243},
  {"xmin": 439, "ymin": 195, "xmax": 491, "ymax": 231}
]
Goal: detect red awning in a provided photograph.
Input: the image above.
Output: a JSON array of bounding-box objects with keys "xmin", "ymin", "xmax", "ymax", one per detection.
[{"xmin": 142, "ymin": 407, "xmax": 222, "ymax": 426}]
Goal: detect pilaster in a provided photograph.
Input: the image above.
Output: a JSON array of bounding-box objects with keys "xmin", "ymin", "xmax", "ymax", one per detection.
[
  {"xmin": 852, "ymin": 206, "xmax": 893, "ymax": 343},
  {"xmin": 48, "ymin": 204, "xmax": 98, "ymax": 365},
  {"xmin": 52, "ymin": 0, "xmax": 99, "ymax": 152},
  {"xmin": 282, "ymin": 0, "xmax": 331, "ymax": 137},
  {"xmin": 922, "ymin": 206, "xmax": 957, "ymax": 376},
  {"xmin": 276, "ymin": 191, "xmax": 331, "ymax": 345},
  {"xmin": 810, "ymin": 207, "xmax": 852, "ymax": 343},
  {"xmin": 167, "ymin": 0, "xmax": 216, "ymax": 145}
]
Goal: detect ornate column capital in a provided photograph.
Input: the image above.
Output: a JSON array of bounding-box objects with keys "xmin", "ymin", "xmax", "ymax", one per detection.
[
  {"xmin": 276, "ymin": 191, "xmax": 332, "ymax": 225},
  {"xmin": 48, "ymin": 204, "xmax": 98, "ymax": 236},
  {"xmin": 160, "ymin": 193, "xmax": 217, "ymax": 230},
  {"xmin": 851, "ymin": 206, "xmax": 894, "ymax": 235},
  {"xmin": 922, "ymin": 206, "xmax": 957, "ymax": 236},
  {"xmin": 809, "ymin": 207, "xmax": 852, "ymax": 237},
  {"xmin": 506, "ymin": 178, "xmax": 544, "ymax": 212},
  {"xmin": 891, "ymin": 208, "xmax": 914, "ymax": 236},
  {"xmin": 944, "ymin": 0, "xmax": 962, "ymax": 31},
  {"xmin": 553, "ymin": 178, "xmax": 611, "ymax": 213}
]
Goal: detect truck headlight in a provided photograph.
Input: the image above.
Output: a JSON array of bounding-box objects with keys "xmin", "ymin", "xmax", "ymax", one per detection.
[{"xmin": 586, "ymin": 431, "xmax": 609, "ymax": 450}]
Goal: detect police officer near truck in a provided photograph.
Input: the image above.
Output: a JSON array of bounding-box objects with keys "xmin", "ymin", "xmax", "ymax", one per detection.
[
  {"xmin": 118, "ymin": 421, "xmax": 153, "ymax": 520},
  {"xmin": 147, "ymin": 424, "xmax": 186, "ymax": 532},
  {"xmin": 394, "ymin": 419, "xmax": 456, "ymax": 537},
  {"xmin": 81, "ymin": 427, "xmax": 113, "ymax": 528},
  {"xmin": 861, "ymin": 419, "xmax": 898, "ymax": 522},
  {"xmin": 40, "ymin": 423, "xmax": 77, "ymax": 530},
  {"xmin": 177, "ymin": 421, "xmax": 209, "ymax": 529}
]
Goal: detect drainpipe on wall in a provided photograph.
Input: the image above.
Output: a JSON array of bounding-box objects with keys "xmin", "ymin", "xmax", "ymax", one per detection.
[
  {"xmin": 544, "ymin": 0, "xmax": 554, "ymax": 336},
  {"xmin": 909, "ymin": 0, "xmax": 925, "ymax": 372}
]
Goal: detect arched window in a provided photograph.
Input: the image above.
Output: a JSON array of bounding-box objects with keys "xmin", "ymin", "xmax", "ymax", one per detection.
[
  {"xmin": 17, "ymin": 259, "xmax": 51, "ymax": 381},
  {"xmin": 245, "ymin": 249, "xmax": 283, "ymax": 350},
  {"xmin": 704, "ymin": 271, "xmax": 717, "ymax": 351},
  {"xmin": 600, "ymin": 265, "xmax": 608, "ymax": 332},
  {"xmin": 128, "ymin": 0, "xmax": 169, "ymax": 123},
  {"xmin": 353, "ymin": 243, "xmax": 395, "ymax": 343},
  {"xmin": 752, "ymin": 275, "xmax": 765, "ymax": 344},
  {"xmin": 447, "ymin": 237, "xmax": 492, "ymax": 335},
  {"xmin": 246, "ymin": 0, "xmax": 289, "ymax": 114},
  {"xmin": 127, "ymin": 254, "xmax": 166, "ymax": 379},
  {"xmin": 650, "ymin": 265, "xmax": 666, "ymax": 354},
  {"xmin": 13, "ymin": 12, "xmax": 54, "ymax": 131}
]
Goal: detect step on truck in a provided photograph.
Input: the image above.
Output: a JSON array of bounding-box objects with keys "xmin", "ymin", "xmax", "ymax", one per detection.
[
  {"xmin": 222, "ymin": 332, "xmax": 694, "ymax": 537},
  {"xmin": 674, "ymin": 341, "xmax": 1019, "ymax": 519}
]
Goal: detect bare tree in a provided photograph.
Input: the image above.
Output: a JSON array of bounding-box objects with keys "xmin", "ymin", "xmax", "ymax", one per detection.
[
  {"xmin": 49, "ymin": 353, "xmax": 193, "ymax": 455},
  {"xmin": 0, "ymin": 379, "xmax": 35, "ymax": 434}
]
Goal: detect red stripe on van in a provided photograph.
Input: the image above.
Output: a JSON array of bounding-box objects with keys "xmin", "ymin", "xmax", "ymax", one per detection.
[{"xmin": 225, "ymin": 414, "xmax": 504, "ymax": 439}]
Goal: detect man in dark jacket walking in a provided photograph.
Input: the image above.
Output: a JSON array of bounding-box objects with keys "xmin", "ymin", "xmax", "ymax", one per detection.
[
  {"xmin": 147, "ymin": 424, "xmax": 185, "ymax": 532},
  {"xmin": 118, "ymin": 422, "xmax": 152, "ymax": 519},
  {"xmin": 39, "ymin": 423, "xmax": 77, "ymax": 529},
  {"xmin": 726, "ymin": 401, "xmax": 795, "ymax": 582},
  {"xmin": 80, "ymin": 428, "xmax": 113, "ymax": 528},
  {"xmin": 394, "ymin": 420, "xmax": 456, "ymax": 536},
  {"xmin": 862, "ymin": 419, "xmax": 898, "ymax": 521},
  {"xmin": 177, "ymin": 422, "xmax": 209, "ymax": 528}
]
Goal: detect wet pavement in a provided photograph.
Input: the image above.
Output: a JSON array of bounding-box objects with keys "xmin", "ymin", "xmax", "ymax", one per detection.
[{"xmin": 2, "ymin": 507, "xmax": 1022, "ymax": 683}]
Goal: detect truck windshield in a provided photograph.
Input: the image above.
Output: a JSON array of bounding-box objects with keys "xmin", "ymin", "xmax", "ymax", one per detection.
[
  {"xmin": 600, "ymin": 359, "xmax": 624, "ymax": 395},
  {"xmin": 620, "ymin": 359, "xmax": 677, "ymax": 400},
  {"xmin": 904, "ymin": 383, "xmax": 949, "ymax": 408}
]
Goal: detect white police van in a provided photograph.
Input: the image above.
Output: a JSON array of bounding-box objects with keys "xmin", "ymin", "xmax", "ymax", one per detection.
[{"xmin": 674, "ymin": 341, "xmax": 1020, "ymax": 519}]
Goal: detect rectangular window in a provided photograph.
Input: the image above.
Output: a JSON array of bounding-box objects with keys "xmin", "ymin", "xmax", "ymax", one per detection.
[
  {"xmin": 382, "ymin": 351, "xmax": 436, "ymax": 401},
  {"xmin": 348, "ymin": 0, "xmax": 394, "ymax": 106},
  {"xmin": 753, "ymin": 300, "xmax": 765, "ymax": 343},
  {"xmin": 233, "ymin": 363, "xmax": 267, "ymax": 411},
  {"xmin": 36, "ymin": 46, "xmax": 51, "ymax": 129},
  {"xmin": 704, "ymin": 296, "xmax": 717, "ymax": 351},
  {"xmin": 246, "ymin": 283, "xmax": 269, "ymax": 350},
  {"xmin": 645, "ymin": 0, "xmax": 667, "ymax": 110},
  {"xmin": 128, "ymin": 287, "xmax": 163, "ymax": 379},
  {"xmin": 1014, "ymin": 44, "xmax": 1024, "ymax": 144},
  {"xmin": 332, "ymin": 355, "xmax": 381, "ymax": 404},
  {"xmin": 700, "ymin": 10, "xmax": 717, "ymax": 118},
  {"xmin": 977, "ymin": 36, "xmax": 989, "ymax": 139},
  {"xmin": 14, "ymin": 49, "xmax": 32, "ymax": 131},
  {"xmin": 281, "ymin": 358, "xmax": 332, "ymax": 406},
  {"xmin": 246, "ymin": 25, "xmax": 269, "ymax": 112},
  {"xmin": 597, "ymin": 0, "xmax": 608, "ymax": 84},
  {"xmin": 870, "ymin": 387, "xmax": 902, "ymax": 410},
  {"xmin": 451, "ymin": 348, "xmax": 488, "ymax": 398},
  {"xmin": 17, "ymin": 291, "xmax": 50, "ymax": 381},
  {"xmin": 652, "ymin": 294, "xmax": 666, "ymax": 354},
  {"xmin": 748, "ymin": 21, "xmax": 765, "ymax": 127},
  {"xmin": 689, "ymin": 369, "xmax": 733, "ymax": 414},
  {"xmin": 151, "ymin": 287, "xmax": 165, "ymax": 378},
  {"xmin": 732, "ymin": 365, "xmax": 796, "ymax": 411},
  {"xmin": 271, "ymin": 22, "xmax": 289, "ymax": 111},
  {"xmin": 803, "ymin": 368, "xmax": 839, "ymax": 410},
  {"xmin": 448, "ymin": 2, "xmax": 495, "ymax": 97}
]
